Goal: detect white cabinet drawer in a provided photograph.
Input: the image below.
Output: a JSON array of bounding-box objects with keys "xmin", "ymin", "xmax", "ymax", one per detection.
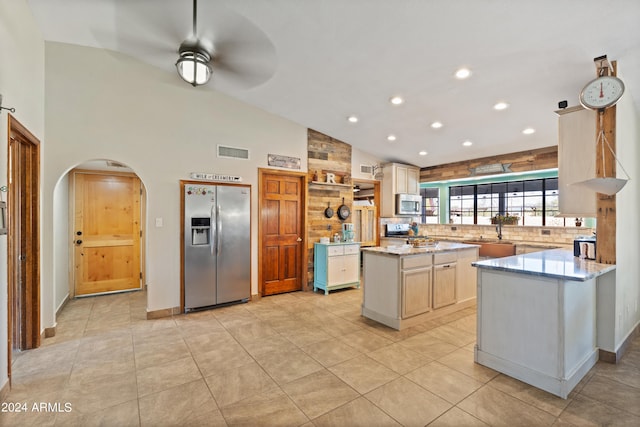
[
  {"xmin": 327, "ymin": 246, "xmax": 344, "ymax": 256},
  {"xmin": 434, "ymin": 252, "xmax": 456, "ymax": 265},
  {"xmin": 343, "ymin": 244, "xmax": 360, "ymax": 255},
  {"xmin": 402, "ymin": 254, "xmax": 432, "ymax": 269}
]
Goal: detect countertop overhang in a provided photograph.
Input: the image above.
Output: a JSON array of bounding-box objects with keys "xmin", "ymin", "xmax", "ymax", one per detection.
[
  {"xmin": 362, "ymin": 242, "xmax": 479, "ymax": 256},
  {"xmin": 472, "ymin": 248, "xmax": 616, "ymax": 281}
]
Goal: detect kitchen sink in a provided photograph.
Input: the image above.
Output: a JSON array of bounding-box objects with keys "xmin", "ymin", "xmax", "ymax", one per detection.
[{"xmin": 463, "ymin": 240, "xmax": 516, "ymax": 258}]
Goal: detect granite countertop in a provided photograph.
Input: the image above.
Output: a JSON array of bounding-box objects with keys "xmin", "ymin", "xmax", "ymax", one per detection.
[
  {"xmin": 472, "ymin": 248, "xmax": 616, "ymax": 282},
  {"xmin": 430, "ymin": 236, "xmax": 571, "ymax": 249},
  {"xmin": 362, "ymin": 241, "xmax": 479, "ymax": 256}
]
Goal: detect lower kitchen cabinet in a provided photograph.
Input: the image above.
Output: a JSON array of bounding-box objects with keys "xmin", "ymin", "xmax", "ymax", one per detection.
[
  {"xmin": 401, "ymin": 255, "xmax": 432, "ymax": 318},
  {"xmin": 313, "ymin": 243, "xmax": 361, "ymax": 295},
  {"xmin": 433, "ymin": 263, "xmax": 456, "ymax": 308}
]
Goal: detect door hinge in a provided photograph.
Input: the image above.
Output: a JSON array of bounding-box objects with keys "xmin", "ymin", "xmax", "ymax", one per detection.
[
  {"xmin": 139, "ymin": 272, "xmax": 142, "ymax": 279},
  {"xmin": 140, "ymin": 230, "xmax": 142, "ymax": 237}
]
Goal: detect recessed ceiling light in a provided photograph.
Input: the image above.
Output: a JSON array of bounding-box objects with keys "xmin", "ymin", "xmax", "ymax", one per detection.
[
  {"xmin": 387, "ymin": 134, "xmax": 397, "ymax": 142},
  {"xmin": 462, "ymin": 140, "xmax": 473, "ymax": 147},
  {"xmin": 522, "ymin": 127, "xmax": 536, "ymax": 135},
  {"xmin": 493, "ymin": 102, "xmax": 509, "ymax": 110},
  {"xmin": 455, "ymin": 68, "xmax": 471, "ymax": 79},
  {"xmin": 419, "ymin": 151, "xmax": 428, "ymax": 156},
  {"xmin": 430, "ymin": 121, "xmax": 443, "ymax": 129},
  {"xmin": 390, "ymin": 96, "xmax": 404, "ymax": 105},
  {"xmin": 347, "ymin": 115, "xmax": 359, "ymax": 123}
]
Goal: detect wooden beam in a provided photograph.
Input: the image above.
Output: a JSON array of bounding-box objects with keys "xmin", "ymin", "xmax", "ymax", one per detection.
[{"xmin": 595, "ymin": 61, "xmax": 617, "ymax": 264}]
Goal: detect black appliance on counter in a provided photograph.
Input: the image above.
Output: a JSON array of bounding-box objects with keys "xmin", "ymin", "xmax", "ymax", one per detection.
[
  {"xmin": 574, "ymin": 236, "xmax": 596, "ymax": 260},
  {"xmin": 385, "ymin": 223, "xmax": 427, "ymax": 239}
]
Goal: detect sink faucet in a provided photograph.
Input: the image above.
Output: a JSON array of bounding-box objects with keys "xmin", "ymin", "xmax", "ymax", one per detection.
[{"xmin": 496, "ymin": 219, "xmax": 503, "ymax": 240}]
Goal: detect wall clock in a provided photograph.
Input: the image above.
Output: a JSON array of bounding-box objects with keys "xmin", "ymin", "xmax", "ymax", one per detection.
[{"xmin": 579, "ymin": 75, "xmax": 625, "ymax": 110}]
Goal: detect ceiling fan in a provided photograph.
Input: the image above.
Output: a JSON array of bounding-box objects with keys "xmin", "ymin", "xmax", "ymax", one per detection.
[{"xmin": 95, "ymin": 0, "xmax": 277, "ymax": 90}]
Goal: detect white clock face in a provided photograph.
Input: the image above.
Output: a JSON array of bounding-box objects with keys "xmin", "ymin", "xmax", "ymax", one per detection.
[{"xmin": 580, "ymin": 76, "xmax": 625, "ymax": 110}]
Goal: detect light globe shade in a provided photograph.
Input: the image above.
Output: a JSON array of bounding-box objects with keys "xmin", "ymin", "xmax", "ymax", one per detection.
[
  {"xmin": 572, "ymin": 177, "xmax": 628, "ymax": 195},
  {"xmin": 176, "ymin": 50, "xmax": 212, "ymax": 86}
]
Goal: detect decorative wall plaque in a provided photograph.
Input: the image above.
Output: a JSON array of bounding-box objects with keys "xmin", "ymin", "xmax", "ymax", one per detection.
[
  {"xmin": 267, "ymin": 154, "xmax": 301, "ymax": 169},
  {"xmin": 469, "ymin": 163, "xmax": 512, "ymax": 176}
]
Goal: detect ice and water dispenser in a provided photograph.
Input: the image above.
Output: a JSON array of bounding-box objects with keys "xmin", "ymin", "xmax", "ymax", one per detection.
[{"xmin": 191, "ymin": 217, "xmax": 210, "ymax": 246}]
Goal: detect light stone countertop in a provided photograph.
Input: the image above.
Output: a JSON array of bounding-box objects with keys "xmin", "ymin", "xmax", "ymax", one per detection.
[
  {"xmin": 362, "ymin": 241, "xmax": 479, "ymax": 256},
  {"xmin": 472, "ymin": 248, "xmax": 616, "ymax": 281}
]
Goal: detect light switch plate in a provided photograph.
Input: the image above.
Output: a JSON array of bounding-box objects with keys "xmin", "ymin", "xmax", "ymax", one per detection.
[{"xmin": 155, "ymin": 218, "xmax": 163, "ymax": 227}]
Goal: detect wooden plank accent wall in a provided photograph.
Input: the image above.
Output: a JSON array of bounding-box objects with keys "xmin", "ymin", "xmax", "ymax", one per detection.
[
  {"xmin": 307, "ymin": 129, "xmax": 354, "ymax": 286},
  {"xmin": 419, "ymin": 146, "xmax": 558, "ymax": 182}
]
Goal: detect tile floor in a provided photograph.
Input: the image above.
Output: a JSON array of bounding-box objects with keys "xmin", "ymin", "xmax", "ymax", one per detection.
[{"xmin": 2, "ymin": 287, "xmax": 640, "ymax": 426}]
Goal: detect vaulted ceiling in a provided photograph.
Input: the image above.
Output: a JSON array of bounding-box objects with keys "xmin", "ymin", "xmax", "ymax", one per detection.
[{"xmin": 28, "ymin": 0, "xmax": 640, "ymax": 167}]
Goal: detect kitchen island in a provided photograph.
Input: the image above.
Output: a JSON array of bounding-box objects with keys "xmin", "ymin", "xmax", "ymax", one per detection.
[
  {"xmin": 473, "ymin": 249, "xmax": 616, "ymax": 398},
  {"xmin": 361, "ymin": 242, "xmax": 479, "ymax": 330}
]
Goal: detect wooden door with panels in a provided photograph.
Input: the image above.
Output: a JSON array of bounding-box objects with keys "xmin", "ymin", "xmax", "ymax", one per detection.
[
  {"xmin": 259, "ymin": 169, "xmax": 306, "ymax": 296},
  {"xmin": 73, "ymin": 170, "xmax": 142, "ymax": 296}
]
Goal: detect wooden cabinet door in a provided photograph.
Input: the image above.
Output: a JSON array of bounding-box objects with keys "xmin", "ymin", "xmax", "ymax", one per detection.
[
  {"xmin": 402, "ymin": 267, "xmax": 432, "ymax": 318},
  {"xmin": 342, "ymin": 254, "xmax": 360, "ymax": 284},
  {"xmin": 433, "ymin": 263, "xmax": 457, "ymax": 309},
  {"xmin": 326, "ymin": 256, "xmax": 343, "ymax": 286},
  {"xmin": 396, "ymin": 166, "xmax": 408, "ymax": 194},
  {"xmin": 407, "ymin": 168, "xmax": 420, "ymax": 195}
]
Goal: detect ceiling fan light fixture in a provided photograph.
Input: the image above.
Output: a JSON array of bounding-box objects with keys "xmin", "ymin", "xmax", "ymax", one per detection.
[{"xmin": 176, "ymin": 47, "xmax": 212, "ymax": 87}]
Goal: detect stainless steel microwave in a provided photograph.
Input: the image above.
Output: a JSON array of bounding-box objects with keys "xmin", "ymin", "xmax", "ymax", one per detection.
[{"xmin": 396, "ymin": 193, "xmax": 422, "ymax": 215}]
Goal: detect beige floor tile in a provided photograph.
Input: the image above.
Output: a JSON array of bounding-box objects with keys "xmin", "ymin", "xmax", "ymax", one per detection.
[
  {"xmin": 225, "ymin": 321, "xmax": 279, "ymax": 345},
  {"xmin": 300, "ymin": 338, "xmax": 362, "ymax": 367},
  {"xmin": 425, "ymin": 324, "xmax": 476, "ymax": 347},
  {"xmin": 488, "ymin": 374, "xmax": 572, "ymax": 417},
  {"xmin": 312, "ymin": 396, "xmax": 401, "ymax": 427},
  {"xmin": 134, "ymin": 338, "xmax": 191, "ymax": 369},
  {"xmin": 281, "ymin": 370, "xmax": 359, "ymax": 419},
  {"xmin": 319, "ymin": 317, "xmax": 365, "ymax": 337},
  {"xmin": 595, "ymin": 355, "xmax": 640, "ymax": 389},
  {"xmin": 367, "ymin": 342, "xmax": 432, "ymax": 374},
  {"xmin": 365, "ymin": 376, "xmax": 452, "ymax": 426},
  {"xmin": 136, "ymin": 355, "xmax": 202, "ymax": 397},
  {"xmin": 406, "ymin": 361, "xmax": 483, "ymax": 404},
  {"xmin": 205, "ymin": 361, "xmax": 278, "ymax": 408},
  {"xmin": 239, "ymin": 333, "xmax": 297, "ymax": 357},
  {"xmin": 182, "ymin": 329, "xmax": 237, "ymax": 354},
  {"xmin": 254, "ymin": 347, "xmax": 324, "ymax": 385},
  {"xmin": 138, "ymin": 379, "xmax": 222, "ymax": 427},
  {"xmin": 63, "ymin": 370, "xmax": 138, "ymax": 415},
  {"xmin": 558, "ymin": 394, "xmax": 640, "ymax": 426},
  {"xmin": 578, "ymin": 374, "xmax": 640, "ymax": 416},
  {"xmin": 447, "ymin": 314, "xmax": 477, "ymax": 333},
  {"xmin": 458, "ymin": 386, "xmax": 557, "ymax": 426},
  {"xmin": 437, "ymin": 348, "xmax": 499, "ymax": 383},
  {"xmin": 428, "ymin": 407, "xmax": 489, "ymax": 426},
  {"xmin": 0, "ymin": 405, "xmax": 58, "ymax": 427},
  {"xmin": 70, "ymin": 346, "xmax": 136, "ymax": 381},
  {"xmin": 280, "ymin": 326, "xmax": 332, "ymax": 347},
  {"xmin": 399, "ymin": 332, "xmax": 459, "ymax": 359},
  {"xmin": 220, "ymin": 387, "xmax": 309, "ymax": 426},
  {"xmin": 337, "ymin": 329, "xmax": 393, "ymax": 353},
  {"xmin": 329, "ymin": 355, "xmax": 399, "ymax": 394},
  {"xmin": 193, "ymin": 342, "xmax": 255, "ymax": 377},
  {"xmin": 53, "ymin": 399, "xmax": 140, "ymax": 427},
  {"xmin": 132, "ymin": 326, "xmax": 183, "ymax": 346}
]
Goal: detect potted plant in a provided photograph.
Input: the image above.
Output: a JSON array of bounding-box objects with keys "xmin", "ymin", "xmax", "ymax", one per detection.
[
  {"xmin": 491, "ymin": 213, "xmax": 519, "ymax": 225},
  {"xmin": 575, "ymin": 218, "xmax": 582, "ymax": 227}
]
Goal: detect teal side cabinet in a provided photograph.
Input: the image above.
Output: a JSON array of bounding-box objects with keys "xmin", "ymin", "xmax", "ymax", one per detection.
[{"xmin": 313, "ymin": 243, "xmax": 361, "ymax": 295}]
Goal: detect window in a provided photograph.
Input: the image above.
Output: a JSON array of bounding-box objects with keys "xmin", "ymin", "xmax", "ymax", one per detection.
[
  {"xmin": 421, "ymin": 188, "xmax": 439, "ymax": 224},
  {"xmin": 448, "ymin": 177, "xmax": 573, "ymax": 226}
]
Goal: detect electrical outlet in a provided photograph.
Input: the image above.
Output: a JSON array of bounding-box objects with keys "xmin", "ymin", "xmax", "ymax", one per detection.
[
  {"xmin": 541, "ymin": 229, "xmax": 551, "ymax": 235},
  {"xmin": 326, "ymin": 224, "xmax": 332, "ymax": 230},
  {"xmin": 451, "ymin": 226, "xmax": 457, "ymax": 231}
]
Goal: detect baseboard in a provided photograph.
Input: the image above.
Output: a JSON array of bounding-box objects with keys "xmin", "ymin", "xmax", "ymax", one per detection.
[
  {"xmin": 599, "ymin": 322, "xmax": 640, "ymax": 363},
  {"xmin": 146, "ymin": 306, "xmax": 181, "ymax": 319},
  {"xmin": 56, "ymin": 294, "xmax": 70, "ymax": 316},
  {"xmin": 41, "ymin": 325, "xmax": 56, "ymax": 340},
  {"xmin": 0, "ymin": 379, "xmax": 9, "ymax": 401}
]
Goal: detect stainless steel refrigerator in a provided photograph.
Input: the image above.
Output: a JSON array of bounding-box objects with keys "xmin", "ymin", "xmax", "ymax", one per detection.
[{"xmin": 183, "ymin": 184, "xmax": 250, "ymax": 311}]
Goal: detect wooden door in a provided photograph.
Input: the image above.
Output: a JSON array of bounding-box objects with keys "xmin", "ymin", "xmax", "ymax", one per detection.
[
  {"xmin": 259, "ymin": 170, "xmax": 306, "ymax": 296},
  {"xmin": 73, "ymin": 171, "xmax": 141, "ymax": 296},
  {"xmin": 8, "ymin": 115, "xmax": 41, "ymax": 361}
]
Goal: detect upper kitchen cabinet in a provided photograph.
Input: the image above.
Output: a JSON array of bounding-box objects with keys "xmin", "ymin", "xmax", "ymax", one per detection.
[
  {"xmin": 381, "ymin": 163, "xmax": 420, "ymax": 217},
  {"xmin": 556, "ymin": 106, "xmax": 596, "ymax": 217}
]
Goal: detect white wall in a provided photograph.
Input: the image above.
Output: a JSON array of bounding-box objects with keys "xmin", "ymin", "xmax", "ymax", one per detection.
[
  {"xmin": 351, "ymin": 147, "xmax": 384, "ymax": 181},
  {"xmin": 0, "ymin": 0, "xmax": 45, "ymax": 393},
  {"xmin": 43, "ymin": 42, "xmax": 308, "ymax": 321},
  {"xmin": 53, "ymin": 173, "xmax": 69, "ymax": 313},
  {"xmin": 614, "ymin": 70, "xmax": 640, "ymax": 349}
]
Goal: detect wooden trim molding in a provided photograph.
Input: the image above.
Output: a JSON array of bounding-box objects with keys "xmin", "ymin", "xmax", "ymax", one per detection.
[
  {"xmin": 146, "ymin": 307, "xmax": 181, "ymax": 320},
  {"xmin": 599, "ymin": 322, "xmax": 640, "ymax": 364}
]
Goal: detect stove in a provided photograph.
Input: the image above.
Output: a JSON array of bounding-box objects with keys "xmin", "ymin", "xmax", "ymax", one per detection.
[{"xmin": 385, "ymin": 223, "xmax": 410, "ymax": 237}]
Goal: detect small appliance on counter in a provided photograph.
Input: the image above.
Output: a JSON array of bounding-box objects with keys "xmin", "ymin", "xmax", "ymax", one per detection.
[
  {"xmin": 342, "ymin": 223, "xmax": 355, "ymax": 242},
  {"xmin": 574, "ymin": 236, "xmax": 596, "ymax": 260}
]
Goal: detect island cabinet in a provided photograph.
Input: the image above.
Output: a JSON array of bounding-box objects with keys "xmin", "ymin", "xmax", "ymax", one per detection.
[
  {"xmin": 401, "ymin": 255, "xmax": 432, "ymax": 318},
  {"xmin": 361, "ymin": 243, "xmax": 479, "ymax": 330},
  {"xmin": 313, "ymin": 243, "xmax": 360, "ymax": 295}
]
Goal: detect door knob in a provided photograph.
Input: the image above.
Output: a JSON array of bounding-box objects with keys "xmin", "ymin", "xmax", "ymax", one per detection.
[
  {"xmin": 76, "ymin": 231, "xmax": 82, "ymax": 236},
  {"xmin": 75, "ymin": 240, "xmax": 83, "ymax": 245},
  {"xmin": 297, "ymin": 237, "xmax": 303, "ymax": 242}
]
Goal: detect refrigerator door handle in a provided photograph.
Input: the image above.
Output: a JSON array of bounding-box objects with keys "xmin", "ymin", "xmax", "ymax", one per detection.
[
  {"xmin": 210, "ymin": 205, "xmax": 216, "ymax": 255},
  {"xmin": 216, "ymin": 205, "xmax": 222, "ymax": 256}
]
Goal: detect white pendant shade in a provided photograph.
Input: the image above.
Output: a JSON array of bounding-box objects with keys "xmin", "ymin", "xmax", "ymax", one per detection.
[
  {"xmin": 176, "ymin": 50, "xmax": 212, "ymax": 86},
  {"xmin": 572, "ymin": 177, "xmax": 628, "ymax": 196}
]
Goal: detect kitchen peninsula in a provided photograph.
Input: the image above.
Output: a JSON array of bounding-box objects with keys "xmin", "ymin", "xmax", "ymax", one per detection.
[
  {"xmin": 473, "ymin": 249, "xmax": 616, "ymax": 398},
  {"xmin": 361, "ymin": 242, "xmax": 479, "ymax": 330}
]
